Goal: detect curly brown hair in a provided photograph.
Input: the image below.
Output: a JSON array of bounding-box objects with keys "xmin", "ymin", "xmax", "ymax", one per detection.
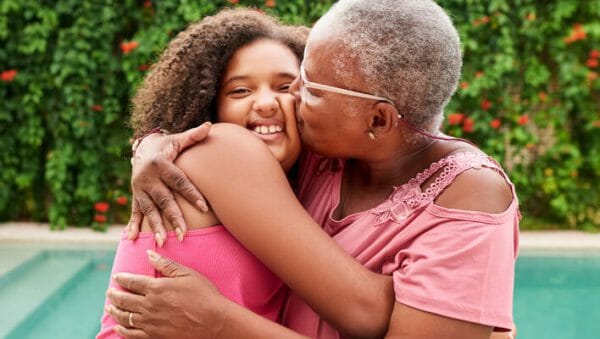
[{"xmin": 130, "ymin": 8, "xmax": 309, "ymax": 138}]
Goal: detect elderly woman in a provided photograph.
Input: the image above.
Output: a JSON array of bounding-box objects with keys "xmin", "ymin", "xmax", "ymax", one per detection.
[{"xmin": 108, "ymin": 0, "xmax": 519, "ymax": 338}]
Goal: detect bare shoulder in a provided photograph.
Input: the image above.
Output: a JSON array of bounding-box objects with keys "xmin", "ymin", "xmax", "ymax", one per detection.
[
  {"xmin": 434, "ymin": 166, "xmax": 514, "ymax": 214},
  {"xmin": 180, "ymin": 123, "xmax": 268, "ymax": 158},
  {"xmin": 174, "ymin": 123, "xmax": 274, "ymax": 171}
]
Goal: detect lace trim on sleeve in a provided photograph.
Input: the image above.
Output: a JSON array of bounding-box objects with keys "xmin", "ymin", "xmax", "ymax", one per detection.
[{"xmin": 371, "ymin": 152, "xmax": 504, "ymax": 224}]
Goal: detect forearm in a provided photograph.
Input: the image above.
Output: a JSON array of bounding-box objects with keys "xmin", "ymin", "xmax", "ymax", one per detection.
[{"xmin": 216, "ymin": 299, "xmax": 308, "ymax": 339}]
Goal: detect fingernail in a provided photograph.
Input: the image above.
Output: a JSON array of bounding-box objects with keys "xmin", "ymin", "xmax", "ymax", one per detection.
[
  {"xmin": 127, "ymin": 225, "xmax": 134, "ymax": 240},
  {"xmin": 112, "ymin": 274, "xmax": 119, "ymax": 281},
  {"xmin": 196, "ymin": 200, "xmax": 208, "ymax": 212},
  {"xmin": 175, "ymin": 227, "xmax": 184, "ymax": 242},
  {"xmin": 154, "ymin": 232, "xmax": 164, "ymax": 247},
  {"xmin": 105, "ymin": 305, "xmax": 112, "ymax": 314},
  {"xmin": 146, "ymin": 249, "xmax": 161, "ymax": 261},
  {"xmin": 203, "ymin": 121, "xmax": 212, "ymax": 127}
]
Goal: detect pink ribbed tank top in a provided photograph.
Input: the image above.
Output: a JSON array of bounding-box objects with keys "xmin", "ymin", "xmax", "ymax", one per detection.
[{"xmin": 97, "ymin": 226, "xmax": 286, "ymax": 339}]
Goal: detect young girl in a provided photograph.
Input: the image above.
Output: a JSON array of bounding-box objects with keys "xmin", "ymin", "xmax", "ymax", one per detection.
[{"xmin": 97, "ymin": 9, "xmax": 308, "ymax": 338}]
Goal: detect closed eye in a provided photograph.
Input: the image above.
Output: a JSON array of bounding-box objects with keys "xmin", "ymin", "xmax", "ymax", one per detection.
[
  {"xmin": 278, "ymin": 82, "xmax": 292, "ymax": 92},
  {"xmin": 228, "ymin": 87, "xmax": 251, "ymax": 96}
]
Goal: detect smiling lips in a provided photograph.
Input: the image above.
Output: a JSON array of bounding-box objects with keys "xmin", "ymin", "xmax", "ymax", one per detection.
[
  {"xmin": 249, "ymin": 123, "xmax": 285, "ymax": 141},
  {"xmin": 253, "ymin": 125, "xmax": 283, "ymax": 135}
]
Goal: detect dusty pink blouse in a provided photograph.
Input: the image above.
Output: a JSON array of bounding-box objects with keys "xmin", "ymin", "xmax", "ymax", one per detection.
[{"xmin": 282, "ymin": 151, "xmax": 519, "ymax": 338}]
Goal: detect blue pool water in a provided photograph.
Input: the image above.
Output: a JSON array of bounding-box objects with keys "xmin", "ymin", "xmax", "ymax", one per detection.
[
  {"xmin": 0, "ymin": 244, "xmax": 598, "ymax": 339},
  {"xmin": 514, "ymin": 252, "xmax": 600, "ymax": 339}
]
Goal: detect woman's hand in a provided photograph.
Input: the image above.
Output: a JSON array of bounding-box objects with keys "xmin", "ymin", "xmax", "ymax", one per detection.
[
  {"xmin": 106, "ymin": 250, "xmax": 228, "ymax": 339},
  {"xmin": 128, "ymin": 123, "xmax": 212, "ymax": 243}
]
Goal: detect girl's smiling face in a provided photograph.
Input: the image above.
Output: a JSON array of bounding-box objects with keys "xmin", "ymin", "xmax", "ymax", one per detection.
[{"xmin": 217, "ymin": 39, "xmax": 302, "ymax": 171}]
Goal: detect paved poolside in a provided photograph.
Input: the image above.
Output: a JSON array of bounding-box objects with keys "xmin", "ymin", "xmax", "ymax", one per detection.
[{"xmin": 1, "ymin": 222, "xmax": 600, "ymax": 250}]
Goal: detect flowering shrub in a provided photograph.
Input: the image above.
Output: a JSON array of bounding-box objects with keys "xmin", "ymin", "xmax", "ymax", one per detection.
[
  {"xmin": 440, "ymin": 0, "xmax": 600, "ymax": 230},
  {"xmin": 0, "ymin": 0, "xmax": 598, "ymax": 230}
]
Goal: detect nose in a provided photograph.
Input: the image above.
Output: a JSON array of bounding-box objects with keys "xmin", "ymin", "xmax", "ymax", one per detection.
[{"xmin": 253, "ymin": 89, "xmax": 279, "ymax": 117}]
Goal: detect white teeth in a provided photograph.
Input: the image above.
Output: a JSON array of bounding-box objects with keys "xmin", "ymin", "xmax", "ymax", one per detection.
[{"xmin": 252, "ymin": 125, "xmax": 283, "ymax": 135}]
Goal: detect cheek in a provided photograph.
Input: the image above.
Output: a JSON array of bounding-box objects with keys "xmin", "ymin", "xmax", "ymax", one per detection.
[{"xmin": 217, "ymin": 100, "xmax": 250, "ymax": 124}]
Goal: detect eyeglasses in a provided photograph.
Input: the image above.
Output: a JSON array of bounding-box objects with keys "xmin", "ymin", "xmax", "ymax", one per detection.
[{"xmin": 299, "ymin": 65, "xmax": 395, "ymax": 106}]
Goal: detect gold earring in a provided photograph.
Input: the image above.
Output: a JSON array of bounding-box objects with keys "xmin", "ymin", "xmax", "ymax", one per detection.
[{"xmin": 368, "ymin": 131, "xmax": 375, "ymax": 140}]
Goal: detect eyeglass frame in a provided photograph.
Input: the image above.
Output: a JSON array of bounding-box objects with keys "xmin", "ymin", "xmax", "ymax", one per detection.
[{"xmin": 299, "ymin": 65, "xmax": 397, "ymax": 107}]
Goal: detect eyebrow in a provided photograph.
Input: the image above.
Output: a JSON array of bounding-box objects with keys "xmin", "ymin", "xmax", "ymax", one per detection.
[{"xmin": 222, "ymin": 72, "xmax": 298, "ymax": 86}]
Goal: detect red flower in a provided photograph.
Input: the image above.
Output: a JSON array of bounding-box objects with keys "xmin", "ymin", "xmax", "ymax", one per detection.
[
  {"xmin": 448, "ymin": 113, "xmax": 465, "ymax": 125},
  {"xmin": 138, "ymin": 64, "xmax": 150, "ymax": 71},
  {"xmin": 459, "ymin": 82, "xmax": 469, "ymax": 90},
  {"xmin": 525, "ymin": 13, "xmax": 536, "ymax": 21},
  {"xmin": 480, "ymin": 99, "xmax": 492, "ymax": 111},
  {"xmin": 565, "ymin": 24, "xmax": 586, "ymax": 44},
  {"xmin": 94, "ymin": 202, "xmax": 110, "ymax": 213},
  {"xmin": 538, "ymin": 92, "xmax": 548, "ymax": 102},
  {"xmin": 94, "ymin": 214, "xmax": 107, "ymax": 223},
  {"xmin": 462, "ymin": 118, "xmax": 475, "ymax": 133},
  {"xmin": 91, "ymin": 104, "xmax": 103, "ymax": 112},
  {"xmin": 472, "ymin": 16, "xmax": 490, "ymax": 27},
  {"xmin": 1, "ymin": 69, "xmax": 17, "ymax": 82},
  {"xmin": 116, "ymin": 196, "xmax": 128, "ymax": 206},
  {"xmin": 120, "ymin": 41, "xmax": 139, "ymax": 54},
  {"xmin": 143, "ymin": 0, "xmax": 152, "ymax": 7},
  {"xmin": 586, "ymin": 58, "xmax": 598, "ymax": 68},
  {"xmin": 265, "ymin": 0, "xmax": 276, "ymax": 7},
  {"xmin": 574, "ymin": 30, "xmax": 586, "ymax": 41},
  {"xmin": 228, "ymin": 0, "xmax": 239, "ymax": 3},
  {"xmin": 590, "ymin": 49, "xmax": 600, "ymax": 59},
  {"xmin": 490, "ymin": 119, "xmax": 501, "ymax": 129},
  {"xmin": 475, "ymin": 71, "xmax": 484, "ymax": 78},
  {"xmin": 517, "ymin": 115, "xmax": 529, "ymax": 126}
]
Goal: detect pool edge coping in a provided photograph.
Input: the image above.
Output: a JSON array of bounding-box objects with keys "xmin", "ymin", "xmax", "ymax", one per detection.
[{"xmin": 1, "ymin": 222, "xmax": 600, "ymax": 250}]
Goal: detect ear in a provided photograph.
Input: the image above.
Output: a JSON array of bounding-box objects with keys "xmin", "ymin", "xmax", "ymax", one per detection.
[{"xmin": 368, "ymin": 102, "xmax": 400, "ymax": 136}]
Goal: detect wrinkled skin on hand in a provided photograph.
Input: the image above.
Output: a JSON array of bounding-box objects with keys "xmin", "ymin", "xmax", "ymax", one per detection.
[
  {"xmin": 128, "ymin": 123, "xmax": 212, "ymax": 244},
  {"xmin": 106, "ymin": 250, "xmax": 229, "ymax": 339}
]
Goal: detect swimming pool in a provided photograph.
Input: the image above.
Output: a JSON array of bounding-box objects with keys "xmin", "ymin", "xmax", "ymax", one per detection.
[
  {"xmin": 0, "ymin": 242, "xmax": 114, "ymax": 339},
  {"xmin": 514, "ymin": 251, "xmax": 600, "ymax": 339},
  {"xmin": 0, "ymin": 243, "xmax": 598, "ymax": 338}
]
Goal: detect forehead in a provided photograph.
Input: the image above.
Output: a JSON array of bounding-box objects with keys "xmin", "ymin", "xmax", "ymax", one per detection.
[
  {"xmin": 225, "ymin": 39, "xmax": 299, "ymax": 76},
  {"xmin": 303, "ymin": 33, "xmax": 342, "ymax": 78},
  {"xmin": 304, "ymin": 31, "xmax": 361, "ymax": 89}
]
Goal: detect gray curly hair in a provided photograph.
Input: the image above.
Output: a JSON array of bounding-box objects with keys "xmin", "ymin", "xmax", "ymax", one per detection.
[{"xmin": 313, "ymin": 0, "xmax": 462, "ymax": 132}]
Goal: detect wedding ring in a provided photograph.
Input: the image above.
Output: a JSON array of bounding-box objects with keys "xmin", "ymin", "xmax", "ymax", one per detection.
[{"xmin": 128, "ymin": 311, "xmax": 134, "ymax": 327}]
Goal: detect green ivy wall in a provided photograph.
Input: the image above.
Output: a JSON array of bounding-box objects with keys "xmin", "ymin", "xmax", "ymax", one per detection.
[{"xmin": 1, "ymin": 0, "xmax": 598, "ymax": 230}]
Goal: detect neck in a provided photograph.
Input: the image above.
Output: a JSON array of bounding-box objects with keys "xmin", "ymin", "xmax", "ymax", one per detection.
[{"xmin": 348, "ymin": 137, "xmax": 438, "ymax": 188}]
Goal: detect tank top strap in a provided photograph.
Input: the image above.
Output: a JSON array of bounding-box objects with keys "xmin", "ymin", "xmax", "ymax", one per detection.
[{"xmin": 416, "ymin": 151, "xmax": 505, "ymax": 204}]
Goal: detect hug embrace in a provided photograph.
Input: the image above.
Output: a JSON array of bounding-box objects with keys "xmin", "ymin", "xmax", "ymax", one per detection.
[{"xmin": 99, "ymin": 1, "xmax": 519, "ymax": 338}]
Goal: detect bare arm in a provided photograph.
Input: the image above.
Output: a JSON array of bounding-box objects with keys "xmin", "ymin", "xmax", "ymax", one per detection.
[
  {"xmin": 385, "ymin": 302, "xmax": 493, "ymax": 339},
  {"xmin": 112, "ymin": 124, "xmax": 515, "ymax": 338},
  {"xmin": 174, "ymin": 123, "xmax": 393, "ymax": 337}
]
